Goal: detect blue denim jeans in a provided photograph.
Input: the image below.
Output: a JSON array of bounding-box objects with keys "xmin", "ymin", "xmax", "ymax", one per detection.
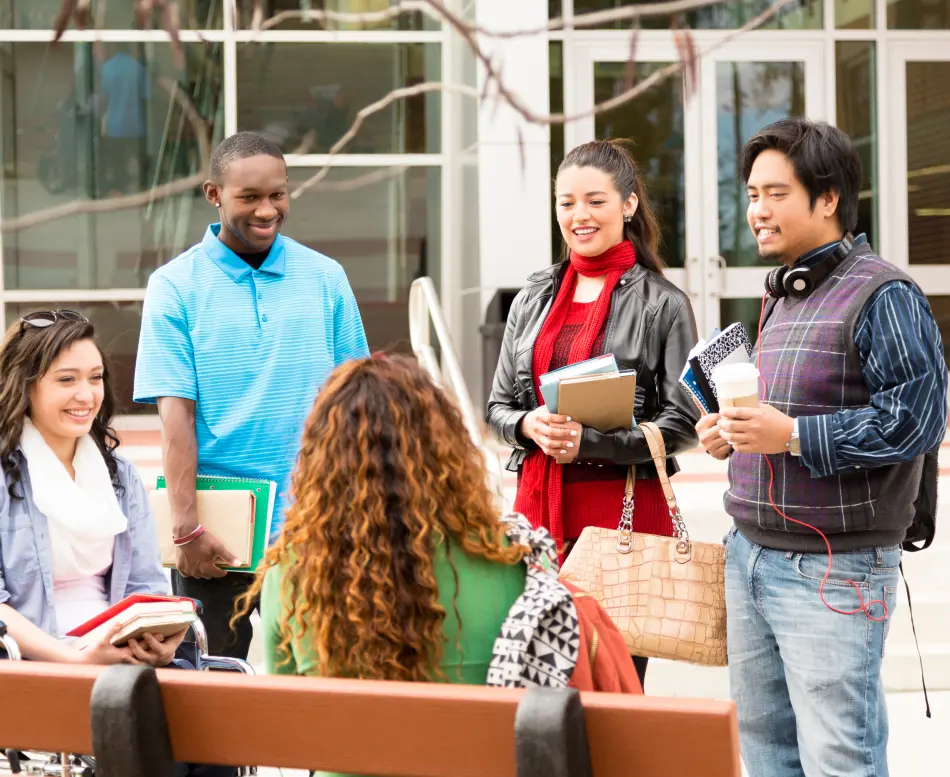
[{"xmin": 724, "ymin": 526, "xmax": 900, "ymax": 777}]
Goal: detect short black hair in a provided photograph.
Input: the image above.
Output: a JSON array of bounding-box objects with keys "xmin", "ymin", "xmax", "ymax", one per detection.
[
  {"xmin": 209, "ymin": 131, "xmax": 285, "ymax": 181},
  {"xmin": 740, "ymin": 118, "xmax": 862, "ymax": 233}
]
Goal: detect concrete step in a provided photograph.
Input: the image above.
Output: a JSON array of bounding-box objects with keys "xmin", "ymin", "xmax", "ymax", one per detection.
[
  {"xmin": 883, "ymin": 643, "xmax": 950, "ymax": 694},
  {"xmin": 888, "ymin": 592, "xmax": 950, "ymax": 645}
]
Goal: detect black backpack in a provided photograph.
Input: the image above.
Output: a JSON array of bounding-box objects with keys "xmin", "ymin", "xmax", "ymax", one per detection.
[{"xmin": 903, "ymin": 449, "xmax": 939, "ymax": 552}]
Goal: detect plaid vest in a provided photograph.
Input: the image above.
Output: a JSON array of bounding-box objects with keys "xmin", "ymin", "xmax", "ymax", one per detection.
[{"xmin": 726, "ymin": 245, "xmax": 924, "ymax": 552}]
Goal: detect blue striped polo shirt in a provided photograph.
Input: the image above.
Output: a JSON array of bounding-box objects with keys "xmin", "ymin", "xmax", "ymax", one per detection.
[{"xmin": 134, "ymin": 224, "xmax": 370, "ymax": 537}]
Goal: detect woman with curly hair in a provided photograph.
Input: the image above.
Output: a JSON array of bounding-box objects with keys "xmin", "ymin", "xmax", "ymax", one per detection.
[{"xmin": 238, "ymin": 354, "xmax": 531, "ymax": 685}]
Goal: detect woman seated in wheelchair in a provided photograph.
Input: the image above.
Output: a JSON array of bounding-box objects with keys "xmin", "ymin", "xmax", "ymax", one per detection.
[{"xmin": 0, "ymin": 310, "xmax": 183, "ymax": 666}]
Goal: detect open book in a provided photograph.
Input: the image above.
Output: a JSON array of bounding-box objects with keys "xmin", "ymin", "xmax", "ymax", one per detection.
[{"xmin": 65, "ymin": 594, "xmax": 197, "ymax": 649}]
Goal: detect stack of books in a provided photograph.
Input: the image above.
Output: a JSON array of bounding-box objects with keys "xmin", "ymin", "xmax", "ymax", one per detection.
[
  {"xmin": 679, "ymin": 322, "xmax": 754, "ymax": 413},
  {"xmin": 149, "ymin": 474, "xmax": 277, "ymax": 573},
  {"xmin": 540, "ymin": 354, "xmax": 637, "ymax": 432},
  {"xmin": 66, "ymin": 594, "xmax": 197, "ymax": 649}
]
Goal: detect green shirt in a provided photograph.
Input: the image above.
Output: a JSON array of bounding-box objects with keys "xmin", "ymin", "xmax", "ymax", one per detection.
[{"xmin": 261, "ymin": 533, "xmax": 526, "ymax": 677}]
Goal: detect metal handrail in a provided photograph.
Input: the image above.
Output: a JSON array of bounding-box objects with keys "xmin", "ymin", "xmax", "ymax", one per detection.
[{"xmin": 408, "ymin": 278, "xmax": 505, "ymax": 506}]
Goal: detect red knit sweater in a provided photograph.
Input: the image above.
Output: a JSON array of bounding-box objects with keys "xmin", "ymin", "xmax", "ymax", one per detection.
[{"xmin": 525, "ymin": 300, "xmax": 673, "ymax": 541}]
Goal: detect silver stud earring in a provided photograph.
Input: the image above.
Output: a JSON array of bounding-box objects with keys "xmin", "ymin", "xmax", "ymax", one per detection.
[
  {"xmin": 215, "ymin": 202, "xmax": 221, "ymax": 207},
  {"xmin": 623, "ymin": 214, "xmax": 633, "ymax": 223}
]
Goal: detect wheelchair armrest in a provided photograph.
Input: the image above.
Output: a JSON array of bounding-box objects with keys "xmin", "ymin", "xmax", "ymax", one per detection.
[
  {"xmin": 185, "ymin": 614, "xmax": 255, "ymax": 674},
  {"xmin": 198, "ymin": 655, "xmax": 255, "ymax": 674},
  {"xmin": 0, "ymin": 620, "xmax": 22, "ymax": 661}
]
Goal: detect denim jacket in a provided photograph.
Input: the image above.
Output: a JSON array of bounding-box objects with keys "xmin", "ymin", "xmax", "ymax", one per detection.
[{"xmin": 0, "ymin": 450, "xmax": 169, "ymax": 637}]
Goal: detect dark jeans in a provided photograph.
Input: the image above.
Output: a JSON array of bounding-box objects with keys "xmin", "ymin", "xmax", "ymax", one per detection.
[
  {"xmin": 101, "ymin": 136, "xmax": 143, "ymax": 194},
  {"xmin": 171, "ymin": 571, "xmax": 260, "ymax": 660},
  {"xmin": 633, "ymin": 655, "xmax": 649, "ymax": 689}
]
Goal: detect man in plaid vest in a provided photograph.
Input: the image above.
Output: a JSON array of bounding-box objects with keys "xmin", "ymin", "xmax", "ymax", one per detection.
[{"xmin": 697, "ymin": 118, "xmax": 947, "ymax": 777}]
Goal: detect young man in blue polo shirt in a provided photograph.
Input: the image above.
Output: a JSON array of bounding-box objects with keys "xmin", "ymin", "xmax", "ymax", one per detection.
[{"xmin": 134, "ymin": 131, "xmax": 369, "ymax": 658}]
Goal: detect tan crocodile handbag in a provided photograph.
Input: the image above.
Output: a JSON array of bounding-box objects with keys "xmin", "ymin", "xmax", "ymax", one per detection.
[{"xmin": 559, "ymin": 422, "xmax": 727, "ymax": 667}]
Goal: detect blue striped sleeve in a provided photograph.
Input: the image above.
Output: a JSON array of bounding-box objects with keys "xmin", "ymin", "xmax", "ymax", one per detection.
[
  {"xmin": 133, "ymin": 273, "xmax": 197, "ymax": 404},
  {"xmin": 332, "ymin": 266, "xmax": 370, "ymax": 366},
  {"xmin": 798, "ymin": 281, "xmax": 948, "ymax": 478}
]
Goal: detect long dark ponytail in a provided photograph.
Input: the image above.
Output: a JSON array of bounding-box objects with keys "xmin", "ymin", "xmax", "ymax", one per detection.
[{"xmin": 556, "ymin": 138, "xmax": 665, "ymax": 275}]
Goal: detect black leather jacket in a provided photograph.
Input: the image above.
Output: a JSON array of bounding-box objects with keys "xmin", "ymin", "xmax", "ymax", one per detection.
[{"xmin": 486, "ymin": 262, "xmax": 701, "ymax": 479}]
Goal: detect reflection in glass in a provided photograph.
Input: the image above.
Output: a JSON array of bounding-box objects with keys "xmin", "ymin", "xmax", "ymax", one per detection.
[
  {"xmin": 4, "ymin": 301, "xmax": 145, "ymax": 413},
  {"xmin": 716, "ymin": 61, "xmax": 805, "ymax": 269},
  {"xmin": 906, "ymin": 62, "xmax": 950, "ymax": 265},
  {"xmin": 720, "ymin": 299, "xmax": 765, "ymax": 350},
  {"xmin": 238, "ymin": 0, "xmax": 435, "ymax": 31},
  {"xmin": 2, "ymin": 0, "xmax": 222, "ymax": 29},
  {"xmin": 925, "ymin": 296, "xmax": 950, "ymax": 368},
  {"xmin": 591, "ymin": 62, "xmax": 685, "ymax": 269},
  {"xmin": 573, "ymin": 0, "xmax": 822, "ymax": 30},
  {"xmin": 888, "ymin": 1, "xmax": 950, "ymax": 29},
  {"xmin": 236, "ymin": 43, "xmax": 440, "ymax": 155},
  {"xmin": 0, "ymin": 41, "xmax": 224, "ymax": 290},
  {"xmin": 836, "ymin": 42, "xmax": 877, "ymax": 245},
  {"xmin": 287, "ymin": 167, "xmax": 440, "ymax": 351},
  {"xmin": 836, "ymin": 0, "xmax": 874, "ymax": 28}
]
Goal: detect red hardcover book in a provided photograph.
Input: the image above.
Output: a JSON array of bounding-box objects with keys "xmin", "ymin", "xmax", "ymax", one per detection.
[{"xmin": 66, "ymin": 594, "xmax": 194, "ymax": 637}]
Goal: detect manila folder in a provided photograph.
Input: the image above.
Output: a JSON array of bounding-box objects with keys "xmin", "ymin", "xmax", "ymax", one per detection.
[
  {"xmin": 558, "ymin": 372, "xmax": 637, "ymax": 432},
  {"xmin": 149, "ymin": 489, "xmax": 256, "ymax": 568}
]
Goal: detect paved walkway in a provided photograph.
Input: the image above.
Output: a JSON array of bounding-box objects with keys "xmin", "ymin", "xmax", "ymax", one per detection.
[{"xmin": 118, "ymin": 425, "xmax": 948, "ymax": 776}]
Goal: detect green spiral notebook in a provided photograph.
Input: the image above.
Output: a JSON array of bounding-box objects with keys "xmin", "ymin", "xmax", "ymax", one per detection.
[{"xmin": 150, "ymin": 475, "xmax": 277, "ymax": 574}]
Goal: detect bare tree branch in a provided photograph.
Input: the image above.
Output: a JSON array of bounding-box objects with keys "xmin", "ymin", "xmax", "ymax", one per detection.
[
  {"xmin": 13, "ymin": 0, "xmax": 795, "ymax": 233},
  {"xmin": 306, "ymin": 165, "xmax": 410, "ymax": 194},
  {"xmin": 290, "ymin": 82, "xmax": 478, "ymax": 200},
  {"xmin": 242, "ymin": 0, "xmax": 739, "ymax": 37},
  {"xmin": 0, "ymin": 77, "xmax": 209, "ymax": 233},
  {"xmin": 427, "ymin": 0, "xmax": 793, "ymax": 128}
]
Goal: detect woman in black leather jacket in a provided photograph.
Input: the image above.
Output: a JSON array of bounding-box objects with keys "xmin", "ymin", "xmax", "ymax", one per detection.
[{"xmin": 485, "ymin": 139, "xmax": 700, "ymax": 684}]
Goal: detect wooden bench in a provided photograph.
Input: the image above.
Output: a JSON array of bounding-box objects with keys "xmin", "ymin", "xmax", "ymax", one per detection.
[{"xmin": 0, "ymin": 661, "xmax": 741, "ymax": 777}]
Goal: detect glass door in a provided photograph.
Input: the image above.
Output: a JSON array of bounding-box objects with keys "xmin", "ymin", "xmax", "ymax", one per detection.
[
  {"xmin": 568, "ymin": 33, "xmax": 827, "ymax": 338},
  {"xmin": 887, "ymin": 41, "xmax": 950, "ymax": 369},
  {"xmin": 700, "ymin": 39, "xmax": 827, "ymax": 337},
  {"xmin": 568, "ymin": 35, "xmax": 704, "ymax": 324}
]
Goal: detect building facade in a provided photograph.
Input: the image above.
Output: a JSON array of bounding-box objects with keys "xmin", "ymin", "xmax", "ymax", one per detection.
[{"xmin": 0, "ymin": 1, "xmax": 947, "ymax": 416}]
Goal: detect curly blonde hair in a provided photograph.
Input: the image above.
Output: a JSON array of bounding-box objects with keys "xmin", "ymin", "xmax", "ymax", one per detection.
[{"xmin": 234, "ymin": 354, "xmax": 524, "ymax": 682}]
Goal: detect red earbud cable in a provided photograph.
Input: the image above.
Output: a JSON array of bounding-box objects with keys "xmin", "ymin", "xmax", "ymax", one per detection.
[{"xmin": 753, "ymin": 292, "xmax": 886, "ymax": 622}]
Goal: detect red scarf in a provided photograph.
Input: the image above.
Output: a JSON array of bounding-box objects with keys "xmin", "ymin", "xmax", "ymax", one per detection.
[{"xmin": 514, "ymin": 240, "xmax": 637, "ymax": 551}]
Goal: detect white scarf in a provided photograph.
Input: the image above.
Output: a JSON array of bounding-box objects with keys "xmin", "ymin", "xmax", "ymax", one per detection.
[{"xmin": 20, "ymin": 418, "xmax": 128, "ymax": 581}]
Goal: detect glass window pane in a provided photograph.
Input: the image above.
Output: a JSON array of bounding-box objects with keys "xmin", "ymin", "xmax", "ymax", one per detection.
[
  {"xmin": 4, "ymin": 301, "xmax": 146, "ymax": 414},
  {"xmin": 906, "ymin": 61, "xmax": 950, "ymax": 265},
  {"xmin": 236, "ymin": 43, "xmax": 440, "ymax": 155},
  {"xmin": 0, "ymin": 41, "xmax": 225, "ymax": 290},
  {"xmin": 572, "ymin": 1, "xmax": 822, "ymax": 30},
  {"xmin": 591, "ymin": 61, "xmax": 686, "ymax": 269},
  {"xmin": 549, "ymin": 1, "xmax": 562, "ymax": 19},
  {"xmin": 287, "ymin": 166, "xmax": 440, "ymax": 351},
  {"xmin": 888, "ymin": 1, "xmax": 950, "ymax": 29},
  {"xmin": 716, "ymin": 61, "xmax": 805, "ymax": 268},
  {"xmin": 549, "ymin": 41, "xmax": 564, "ymax": 264},
  {"xmin": 237, "ymin": 0, "xmax": 435, "ymax": 31},
  {"xmin": 836, "ymin": 0, "xmax": 875, "ymax": 28},
  {"xmin": 3, "ymin": 0, "xmax": 223, "ymax": 29},
  {"xmin": 836, "ymin": 42, "xmax": 877, "ymax": 245}
]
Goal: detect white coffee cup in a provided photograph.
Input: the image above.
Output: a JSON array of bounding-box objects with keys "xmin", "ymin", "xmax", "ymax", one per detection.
[{"xmin": 712, "ymin": 362, "xmax": 760, "ymax": 410}]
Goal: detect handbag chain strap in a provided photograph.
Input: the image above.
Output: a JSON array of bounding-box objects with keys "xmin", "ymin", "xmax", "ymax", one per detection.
[{"xmin": 618, "ymin": 421, "xmax": 690, "ymax": 555}]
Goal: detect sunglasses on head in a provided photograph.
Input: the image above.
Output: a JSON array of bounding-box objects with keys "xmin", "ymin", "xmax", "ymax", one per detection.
[{"xmin": 18, "ymin": 309, "xmax": 89, "ymax": 336}]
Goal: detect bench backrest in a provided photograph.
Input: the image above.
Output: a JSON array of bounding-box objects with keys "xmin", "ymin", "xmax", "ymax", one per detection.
[{"xmin": 0, "ymin": 661, "xmax": 741, "ymax": 777}]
